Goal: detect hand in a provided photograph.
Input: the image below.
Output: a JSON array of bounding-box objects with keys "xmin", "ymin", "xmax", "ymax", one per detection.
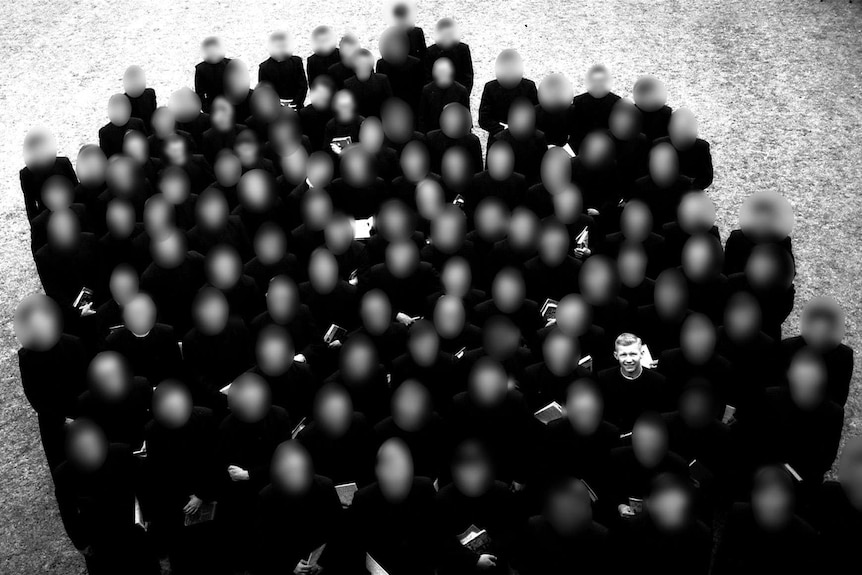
[
  {"xmin": 293, "ymin": 353, "xmax": 307, "ymax": 363},
  {"xmin": 587, "ymin": 208, "xmax": 600, "ymax": 216},
  {"xmin": 647, "ymin": 359, "xmax": 659, "ymax": 369},
  {"xmin": 79, "ymin": 302, "xmax": 96, "ymax": 317},
  {"xmin": 395, "ymin": 312, "xmax": 414, "ymax": 326},
  {"xmin": 510, "ymin": 481, "xmax": 525, "ymax": 493},
  {"xmin": 327, "ymin": 339, "xmax": 342, "ymax": 349},
  {"xmin": 294, "ymin": 559, "xmax": 313, "ymax": 574},
  {"xmin": 498, "ymin": 122, "xmax": 508, "ymax": 129},
  {"xmin": 476, "ymin": 554, "xmax": 497, "ymax": 570},
  {"xmin": 228, "ymin": 465, "xmax": 249, "ymax": 482},
  {"xmin": 618, "ymin": 503, "xmax": 635, "ymax": 517},
  {"xmin": 330, "ymin": 143, "xmax": 344, "ymax": 156},
  {"xmin": 64, "ymin": 417, "xmax": 75, "ymax": 426},
  {"xmin": 183, "ymin": 495, "xmax": 202, "ymax": 515},
  {"xmin": 573, "ymin": 246, "xmax": 591, "ymax": 259}
]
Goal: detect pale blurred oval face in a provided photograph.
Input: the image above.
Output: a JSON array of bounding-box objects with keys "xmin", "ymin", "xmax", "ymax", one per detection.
[
  {"xmin": 89, "ymin": 352, "xmax": 130, "ymax": 399},
  {"xmin": 360, "ymin": 117, "xmax": 385, "ymax": 153},
  {"xmin": 650, "ymin": 486, "xmax": 691, "ymax": 531},
  {"xmin": 538, "ymin": 225, "xmax": 569, "ymax": 267},
  {"xmin": 223, "ymin": 60, "xmax": 251, "ymax": 104},
  {"xmin": 47, "ymin": 210, "xmax": 80, "ymax": 248},
  {"xmin": 266, "ymin": 277, "xmax": 298, "ymax": 319},
  {"xmin": 256, "ymin": 327, "xmax": 295, "ymax": 376},
  {"xmin": 67, "ymin": 422, "xmax": 108, "ymax": 471},
  {"xmin": 361, "ymin": 290, "xmax": 392, "ymax": 335},
  {"xmin": 215, "ymin": 153, "xmax": 242, "ymax": 187},
  {"xmin": 654, "ymin": 269, "xmax": 688, "ymax": 316},
  {"xmin": 239, "ymin": 170, "xmax": 274, "ymax": 211},
  {"xmin": 649, "ymin": 143, "xmax": 679, "ymax": 187},
  {"xmin": 440, "ymin": 256, "xmax": 472, "ymax": 295},
  {"xmin": 580, "ymin": 133, "xmax": 614, "ymax": 169},
  {"xmin": 488, "ymin": 142, "xmax": 515, "ymax": 180},
  {"xmin": 632, "ymin": 420, "xmax": 667, "ymax": 468},
  {"xmin": 609, "ymin": 100, "xmax": 640, "ymax": 141},
  {"xmin": 24, "ymin": 127, "xmax": 58, "ymax": 171},
  {"xmin": 229, "ymin": 374, "xmax": 271, "ymax": 423},
  {"xmin": 538, "ymin": 73, "xmax": 574, "ymax": 112},
  {"xmin": 495, "ymin": 50, "xmax": 524, "ymax": 89},
  {"xmin": 483, "ymin": 317, "xmax": 520, "ymax": 359},
  {"xmin": 739, "ymin": 190, "xmax": 794, "ymax": 242},
  {"xmin": 206, "ymin": 246, "xmax": 242, "ymax": 289},
  {"xmin": 492, "ymin": 268, "xmax": 526, "ymax": 313},
  {"xmin": 307, "ymin": 151, "xmax": 334, "ymax": 188},
  {"xmin": 392, "ymin": 380, "xmax": 430, "ymax": 430},
  {"xmin": 618, "ymin": 245, "xmax": 648, "ymax": 287},
  {"xmin": 432, "ymin": 57, "xmax": 455, "ymax": 87},
  {"xmin": 474, "ymin": 198, "xmax": 509, "ymax": 241},
  {"xmin": 800, "ymin": 296, "xmax": 845, "ymax": 350},
  {"xmin": 108, "ymin": 93, "xmax": 132, "ymax": 126},
  {"xmin": 14, "ymin": 294, "xmax": 62, "ymax": 351},
  {"xmin": 341, "ymin": 338, "xmax": 377, "ymax": 381},
  {"xmin": 552, "ymin": 185, "xmax": 584, "ymax": 224},
  {"xmin": 382, "ymin": 98, "xmax": 415, "ymax": 144},
  {"xmin": 77, "ymin": 146, "xmax": 108, "ymax": 187},
  {"xmin": 440, "ymin": 103, "xmax": 470, "ymax": 139},
  {"xmin": 379, "ymin": 26, "xmax": 409, "ymax": 66},
  {"xmin": 633, "ymin": 76, "xmax": 667, "ymax": 112},
  {"xmin": 680, "ymin": 314, "xmax": 716, "ymax": 364},
  {"xmin": 752, "ymin": 480, "xmax": 793, "ymax": 530},
  {"xmin": 554, "ymin": 294, "xmax": 591, "ymax": 337},
  {"xmin": 211, "ymin": 97, "xmax": 235, "ymax": 132},
  {"xmin": 376, "ymin": 439, "xmax": 414, "ymax": 500},
  {"xmin": 106, "ymin": 157, "xmax": 140, "ymax": 197},
  {"xmin": 567, "ymin": 383, "xmax": 602, "ymax": 434},
  {"xmin": 251, "ymin": 84, "xmax": 280, "ymax": 121},
  {"xmin": 668, "ymin": 108, "xmax": 698, "ymax": 149},
  {"xmin": 109, "ymin": 264, "xmax": 139, "ymax": 305},
  {"xmin": 316, "ymin": 385, "xmax": 353, "ymax": 436},
  {"xmin": 324, "ymin": 216, "xmax": 355, "ymax": 254},
  {"xmin": 401, "ymin": 141, "xmax": 429, "ymax": 181},
  {"xmin": 677, "ymin": 191, "xmax": 716, "ymax": 234},
  {"xmin": 543, "ymin": 331, "xmax": 576, "ymax": 375},
  {"xmin": 547, "ymin": 480, "xmax": 592, "ymax": 533},
  {"xmin": 681, "ymin": 235, "xmax": 718, "ymax": 281},
  {"xmin": 541, "ymin": 148, "xmax": 572, "ymax": 193},
  {"xmin": 724, "ymin": 292, "xmax": 762, "ymax": 341},
  {"xmin": 621, "ymin": 200, "xmax": 652, "ymax": 241},
  {"xmin": 579, "ymin": 256, "xmax": 616, "ymax": 305},
  {"xmin": 309, "ymin": 250, "xmax": 339, "ymax": 293},
  {"xmin": 123, "ymin": 295, "xmax": 157, "ymax": 336},
  {"xmin": 508, "ymin": 208, "xmax": 539, "ymax": 250},
  {"xmin": 586, "ymin": 67, "xmax": 611, "ymax": 99},
  {"xmin": 41, "ymin": 175, "xmax": 74, "ymax": 211},
  {"xmin": 160, "ymin": 168, "xmax": 191, "ymax": 204},
  {"xmin": 255, "ymin": 224, "xmax": 287, "ymax": 263},
  {"xmin": 168, "ymin": 87, "xmax": 203, "ymax": 123},
  {"xmin": 197, "ymin": 189, "xmax": 229, "ymax": 229},
  {"xmin": 441, "ymin": 146, "xmax": 472, "ymax": 188},
  {"xmin": 194, "ymin": 288, "xmax": 229, "ymax": 336},
  {"xmin": 452, "ymin": 442, "xmax": 493, "ymax": 497},
  {"xmin": 508, "ymin": 99, "xmax": 535, "ymax": 139},
  {"xmin": 431, "ymin": 210, "xmax": 465, "ymax": 253},
  {"xmin": 434, "ymin": 295, "xmax": 466, "ymax": 338},
  {"xmin": 416, "ymin": 179, "xmax": 444, "ymax": 220},
  {"xmin": 273, "ymin": 444, "xmax": 314, "ymax": 494},
  {"xmin": 153, "ymin": 382, "xmax": 193, "ymax": 429},
  {"xmin": 386, "ymin": 240, "xmax": 419, "ymax": 278},
  {"xmin": 151, "ymin": 107, "xmax": 176, "ymax": 137},
  {"xmin": 123, "ymin": 65, "xmax": 146, "ymax": 98},
  {"xmin": 341, "ymin": 147, "xmax": 373, "ymax": 188},
  {"xmin": 787, "ymin": 351, "xmax": 827, "ymax": 409},
  {"xmin": 302, "ymin": 190, "xmax": 333, "ymax": 230},
  {"xmin": 470, "ymin": 360, "xmax": 508, "ymax": 406},
  {"xmin": 408, "ymin": 326, "xmax": 440, "ymax": 365},
  {"xmin": 124, "ymin": 131, "xmax": 149, "ymax": 164}
]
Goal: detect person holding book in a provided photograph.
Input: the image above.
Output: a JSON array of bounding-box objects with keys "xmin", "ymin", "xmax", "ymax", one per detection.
[
  {"xmin": 419, "ymin": 57, "xmax": 470, "ymax": 134},
  {"xmin": 194, "ymin": 36, "xmax": 231, "ymax": 113},
  {"xmin": 344, "ymin": 49, "xmax": 394, "ymax": 120},
  {"xmin": 307, "ymin": 25, "xmax": 340, "ymax": 86},
  {"xmin": 478, "ymin": 49, "xmax": 538, "ymax": 137}
]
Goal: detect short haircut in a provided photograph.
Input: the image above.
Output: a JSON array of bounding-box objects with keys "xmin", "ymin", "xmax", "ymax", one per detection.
[
  {"xmin": 614, "ymin": 332, "xmax": 642, "ymax": 348},
  {"xmin": 436, "ymin": 17, "xmax": 456, "ymax": 30},
  {"xmin": 587, "ymin": 64, "xmax": 608, "ymax": 76},
  {"xmin": 202, "ymin": 36, "xmax": 220, "ymax": 48},
  {"xmin": 312, "ymin": 25, "xmax": 332, "ymax": 37},
  {"xmin": 311, "ymin": 74, "xmax": 336, "ymax": 92}
]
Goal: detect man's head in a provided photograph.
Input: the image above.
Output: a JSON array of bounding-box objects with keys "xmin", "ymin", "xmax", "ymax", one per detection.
[{"xmin": 613, "ymin": 333, "xmax": 643, "ymax": 376}]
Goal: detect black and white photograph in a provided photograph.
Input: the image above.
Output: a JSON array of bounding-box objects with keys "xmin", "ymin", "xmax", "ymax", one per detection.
[{"xmin": 2, "ymin": 0, "xmax": 861, "ymax": 573}]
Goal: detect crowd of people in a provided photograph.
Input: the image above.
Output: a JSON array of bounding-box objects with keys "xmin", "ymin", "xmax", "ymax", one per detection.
[{"xmin": 13, "ymin": 2, "xmax": 861, "ymax": 574}]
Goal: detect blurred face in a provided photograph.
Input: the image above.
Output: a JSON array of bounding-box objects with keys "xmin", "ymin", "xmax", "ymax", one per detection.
[
  {"xmin": 268, "ymin": 31, "xmax": 291, "ymax": 60},
  {"xmin": 302, "ymin": 190, "xmax": 333, "ymax": 230},
  {"xmin": 256, "ymin": 327, "xmax": 295, "ymax": 376},
  {"xmin": 487, "ymin": 142, "xmax": 515, "ymax": 180},
  {"xmin": 586, "ymin": 67, "xmax": 611, "ymax": 99},
  {"xmin": 435, "ymin": 20, "xmax": 460, "ymax": 48},
  {"xmin": 239, "ymin": 170, "xmax": 274, "ymax": 212},
  {"xmin": 108, "ymin": 93, "xmax": 132, "ymax": 126},
  {"xmin": 668, "ymin": 108, "xmax": 698, "ymax": 149},
  {"xmin": 160, "ymin": 169, "xmax": 190, "ymax": 204},
  {"xmin": 123, "ymin": 65, "xmax": 147, "ymax": 97},
  {"xmin": 382, "ymin": 98, "xmax": 414, "ymax": 144},
  {"xmin": 215, "ymin": 154, "xmax": 242, "ymax": 187},
  {"xmin": 839, "ymin": 437, "xmax": 862, "ymax": 509},
  {"xmin": 507, "ymin": 100, "xmax": 536, "ymax": 139},
  {"xmin": 470, "ymin": 360, "xmax": 508, "ymax": 406},
  {"xmin": 316, "ymin": 385, "xmax": 353, "ymax": 437},
  {"xmin": 23, "ymin": 127, "xmax": 58, "ymax": 171},
  {"xmin": 202, "ymin": 38, "xmax": 225, "ymax": 64},
  {"xmin": 385, "ymin": 241, "xmax": 419, "ymax": 279},
  {"xmin": 109, "ymin": 265, "xmax": 139, "ymax": 305},
  {"xmin": 255, "ymin": 224, "xmax": 287, "ymax": 264},
  {"xmin": 360, "ymin": 117, "xmax": 385, "ymax": 152},
  {"xmin": 229, "ymin": 374, "xmax": 271, "ymax": 423},
  {"xmin": 680, "ymin": 314, "xmax": 716, "ymax": 365},
  {"xmin": 566, "ymin": 383, "xmax": 603, "ymax": 435},
  {"xmin": 408, "ymin": 326, "xmax": 440, "ymax": 366},
  {"xmin": 681, "ymin": 235, "xmax": 718, "ymax": 282},
  {"xmin": 272, "ymin": 444, "xmax": 314, "ymax": 494},
  {"xmin": 632, "ymin": 421, "xmax": 668, "ymax": 468},
  {"xmin": 89, "ymin": 352, "xmax": 130, "ymax": 400},
  {"xmin": 801, "ymin": 297, "xmax": 845, "ymax": 351},
  {"xmin": 452, "ymin": 444, "xmax": 493, "ymax": 497},
  {"xmin": 379, "ymin": 27, "xmax": 409, "ymax": 66},
  {"xmin": 41, "ymin": 176, "xmax": 74, "ymax": 211},
  {"xmin": 495, "ymin": 50, "xmax": 524, "ymax": 89},
  {"xmin": 649, "ymin": 485, "xmax": 692, "ymax": 531},
  {"xmin": 342, "ymin": 148, "xmax": 373, "ymax": 188},
  {"xmin": 677, "ymin": 192, "xmax": 716, "ymax": 234},
  {"xmin": 197, "ymin": 189, "xmax": 229, "ymax": 230},
  {"xmin": 311, "ymin": 28, "xmax": 336, "ymax": 55},
  {"xmin": 14, "ymin": 294, "xmax": 63, "ymax": 352},
  {"xmin": 538, "ymin": 73, "xmax": 574, "ymax": 112},
  {"xmin": 123, "ymin": 295, "xmax": 157, "ymax": 336},
  {"xmin": 654, "ymin": 270, "xmax": 687, "ymax": 317},
  {"xmin": 361, "ymin": 290, "xmax": 392, "ymax": 335},
  {"xmin": 431, "ymin": 210, "xmax": 465, "ymax": 253},
  {"xmin": 324, "ymin": 216, "xmax": 355, "ymax": 254},
  {"xmin": 47, "ymin": 211, "xmax": 80, "ymax": 249},
  {"xmin": 440, "ymin": 103, "xmax": 470, "ymax": 139},
  {"xmin": 151, "ymin": 107, "xmax": 176, "ymax": 138},
  {"xmin": 224, "ymin": 60, "xmax": 251, "ymax": 104},
  {"xmin": 725, "ymin": 292, "xmax": 762, "ymax": 341},
  {"xmin": 541, "ymin": 148, "xmax": 572, "ymax": 193},
  {"xmin": 580, "ymin": 133, "xmax": 614, "ymax": 170},
  {"xmin": 353, "ymin": 53, "xmax": 374, "ymax": 81},
  {"xmin": 193, "ymin": 288, "xmax": 229, "ymax": 336},
  {"xmin": 341, "ymin": 338, "xmax": 377, "ymax": 382},
  {"xmin": 609, "ymin": 100, "xmax": 640, "ymax": 141},
  {"xmin": 543, "ymin": 331, "xmax": 577, "ymax": 375},
  {"xmin": 618, "ymin": 246, "xmax": 647, "ymax": 288},
  {"xmin": 547, "ymin": 480, "xmax": 593, "ymax": 534},
  {"xmin": 76, "ymin": 147, "xmax": 108, "ymax": 187},
  {"xmin": 206, "ymin": 246, "xmax": 242, "ymax": 289},
  {"xmin": 538, "ymin": 225, "xmax": 569, "ymax": 267},
  {"xmin": 392, "ymin": 380, "xmax": 431, "ymax": 432},
  {"xmin": 739, "ymin": 190, "xmax": 794, "ymax": 243},
  {"xmin": 432, "ymin": 58, "xmax": 455, "ymax": 88},
  {"xmin": 67, "ymin": 423, "xmax": 108, "ymax": 472},
  {"xmin": 752, "ymin": 479, "xmax": 793, "ymax": 531},
  {"xmin": 787, "ymin": 352, "xmax": 827, "ymax": 409},
  {"xmin": 649, "ymin": 143, "xmax": 679, "ymax": 187},
  {"xmin": 679, "ymin": 387, "xmax": 713, "ymax": 427},
  {"xmin": 508, "ymin": 209, "xmax": 539, "ymax": 251},
  {"xmin": 554, "ymin": 295, "xmax": 591, "ymax": 337},
  {"xmin": 309, "ymin": 250, "xmax": 339, "ymax": 293},
  {"xmin": 621, "ymin": 200, "xmax": 652, "ymax": 241},
  {"xmin": 266, "ymin": 277, "xmax": 298, "ymax": 320},
  {"xmin": 579, "ymin": 256, "xmax": 616, "ymax": 305},
  {"xmin": 123, "ymin": 132, "xmax": 149, "ymax": 164},
  {"xmin": 441, "ymin": 257, "xmax": 472, "ymax": 296},
  {"xmin": 633, "ymin": 76, "xmax": 668, "ymax": 113},
  {"xmin": 168, "ymin": 87, "xmax": 203, "ymax": 123},
  {"xmin": 211, "ymin": 97, "xmax": 235, "ymax": 131},
  {"xmin": 153, "ymin": 382, "xmax": 193, "ymax": 429},
  {"xmin": 492, "ymin": 268, "xmax": 526, "ymax": 313},
  {"xmin": 553, "ymin": 186, "xmax": 584, "ymax": 223},
  {"xmin": 474, "ymin": 199, "xmax": 509, "ymax": 242},
  {"xmin": 433, "ymin": 295, "xmax": 466, "ymax": 338},
  {"xmin": 376, "ymin": 439, "xmax": 414, "ymax": 502}
]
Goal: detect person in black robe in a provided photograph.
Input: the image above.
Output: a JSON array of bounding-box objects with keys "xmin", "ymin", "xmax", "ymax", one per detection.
[
  {"xmin": 726, "ymin": 243, "xmax": 795, "ymax": 340},
  {"xmin": 431, "ymin": 294, "xmax": 483, "ymax": 356},
  {"xmin": 598, "ymin": 333, "xmax": 671, "ymax": 431},
  {"xmin": 258, "ymin": 30, "xmax": 308, "ymax": 106},
  {"xmin": 20, "ymin": 127, "xmax": 79, "ymax": 222},
  {"xmin": 300, "ymin": 76, "xmax": 336, "ymax": 151},
  {"xmin": 324, "ymin": 89, "xmax": 364, "ymax": 165},
  {"xmin": 521, "ymin": 329, "xmax": 590, "ymax": 411},
  {"xmin": 140, "ymin": 229, "xmax": 207, "ymax": 335},
  {"xmin": 349, "ymin": 289, "xmax": 408, "ymax": 369},
  {"xmin": 632, "ymin": 76, "xmax": 672, "ymax": 142},
  {"xmin": 426, "ymin": 103, "xmax": 484, "ymax": 175},
  {"xmin": 806, "ymin": 436, "xmax": 862, "ymax": 574},
  {"xmin": 469, "ymin": 141, "xmax": 528, "ymax": 212},
  {"xmin": 343, "ymin": 439, "xmax": 438, "ymax": 575},
  {"xmin": 323, "ymin": 334, "xmax": 391, "ymax": 425},
  {"xmin": 361, "ymin": 239, "xmax": 440, "ymax": 319},
  {"xmin": 514, "ymin": 477, "xmax": 611, "ymax": 575},
  {"xmin": 327, "ymin": 33, "xmax": 360, "ymax": 90},
  {"xmin": 419, "ymin": 57, "xmax": 470, "ymax": 133},
  {"xmin": 216, "ymin": 373, "xmax": 292, "ymax": 571},
  {"xmin": 610, "ymin": 473, "xmax": 712, "ymax": 574},
  {"xmin": 713, "ymin": 466, "xmax": 821, "ymax": 574},
  {"xmin": 678, "ymin": 233, "xmax": 728, "ymax": 324},
  {"xmin": 389, "ymin": 1, "xmax": 427, "ymax": 61},
  {"xmin": 299, "ymin": 248, "xmax": 360, "ymax": 345},
  {"xmin": 123, "ymin": 65, "xmax": 157, "ymax": 133},
  {"xmin": 194, "ymin": 36, "xmax": 231, "ymax": 113},
  {"xmin": 182, "ymin": 287, "xmax": 254, "ymax": 411},
  {"xmin": 781, "ymin": 296, "xmax": 854, "ymax": 407},
  {"xmin": 632, "ymin": 268, "xmax": 692, "ymax": 357},
  {"xmin": 630, "ymin": 143, "xmax": 694, "ymax": 230},
  {"xmin": 653, "ymin": 108, "xmax": 713, "ymax": 189},
  {"xmin": 187, "ymin": 187, "xmax": 252, "ymax": 259},
  {"xmin": 201, "ymin": 97, "xmax": 247, "ymax": 166},
  {"xmin": 29, "ymin": 174, "xmax": 90, "ymax": 254},
  {"xmin": 99, "ymin": 93, "xmax": 147, "ymax": 159},
  {"xmin": 489, "ymin": 99, "xmax": 548, "ymax": 185},
  {"xmin": 374, "ymin": 381, "xmax": 451, "ymax": 481},
  {"xmin": 568, "ymin": 65, "xmax": 622, "ymax": 153},
  {"xmin": 15, "ymin": 295, "xmax": 89, "ymax": 470},
  {"xmin": 161, "ymin": 134, "xmax": 215, "ymax": 195},
  {"xmin": 478, "ymin": 49, "xmax": 538, "ymax": 137},
  {"xmin": 523, "ymin": 218, "xmax": 582, "ymax": 303},
  {"xmin": 93, "ymin": 263, "xmax": 138, "ymax": 348},
  {"xmin": 144, "ymin": 382, "xmax": 220, "ymax": 575},
  {"xmin": 253, "ymin": 441, "xmax": 343, "ymax": 575},
  {"xmin": 426, "ymin": 18, "xmax": 474, "ymax": 94},
  {"xmin": 296, "ymin": 382, "xmax": 377, "ymax": 486},
  {"xmin": 391, "ymin": 321, "xmax": 457, "ymax": 410},
  {"xmin": 377, "ymin": 27, "xmax": 425, "ymax": 119},
  {"xmin": 75, "ymin": 351, "xmax": 152, "ymax": 448},
  {"xmin": 434, "ymin": 440, "xmax": 520, "ymax": 574},
  {"xmin": 54, "ymin": 421, "xmax": 157, "ymax": 574},
  {"xmin": 533, "ymin": 73, "xmax": 574, "ymax": 148},
  {"xmin": 344, "ymin": 49, "xmax": 393, "ymax": 119},
  {"xmin": 106, "ymin": 294, "xmax": 183, "ymax": 386},
  {"xmin": 307, "ymin": 25, "xmax": 340, "ymax": 85}
]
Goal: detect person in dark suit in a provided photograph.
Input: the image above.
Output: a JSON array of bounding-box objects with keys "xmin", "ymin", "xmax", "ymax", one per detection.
[
  {"xmin": 426, "ymin": 18, "xmax": 474, "ymax": 95},
  {"xmin": 653, "ymin": 108, "xmax": 713, "ymax": 189},
  {"xmin": 490, "ymin": 98, "xmax": 548, "ymax": 185},
  {"xmin": 98, "ymin": 94, "xmax": 147, "ymax": 159},
  {"xmin": 390, "ymin": 0, "xmax": 427, "ymax": 61},
  {"xmin": 419, "ymin": 57, "xmax": 470, "ymax": 133},
  {"xmin": 327, "ymin": 33, "xmax": 360, "ymax": 90},
  {"xmin": 21, "ymin": 127, "xmax": 79, "ymax": 223},
  {"xmin": 300, "ymin": 76, "xmax": 336, "ymax": 152},
  {"xmin": 377, "ymin": 26, "xmax": 425, "ymax": 119},
  {"xmin": 307, "ymin": 25, "xmax": 340, "ymax": 85},
  {"xmin": 633, "ymin": 75, "xmax": 672, "ymax": 142},
  {"xmin": 478, "ymin": 49, "xmax": 538, "ymax": 137},
  {"xmin": 258, "ymin": 30, "xmax": 308, "ymax": 106},
  {"xmin": 123, "ymin": 65, "xmax": 157, "ymax": 133},
  {"xmin": 534, "ymin": 73, "xmax": 574, "ymax": 147},
  {"xmin": 344, "ymin": 49, "xmax": 393, "ymax": 119},
  {"xmin": 201, "ymin": 96, "xmax": 247, "ymax": 166},
  {"xmin": 569, "ymin": 65, "xmax": 621, "ymax": 153},
  {"xmin": 194, "ymin": 36, "xmax": 231, "ymax": 113}
]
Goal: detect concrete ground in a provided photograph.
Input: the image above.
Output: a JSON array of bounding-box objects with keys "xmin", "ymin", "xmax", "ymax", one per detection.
[{"xmin": 1, "ymin": 0, "xmax": 861, "ymax": 572}]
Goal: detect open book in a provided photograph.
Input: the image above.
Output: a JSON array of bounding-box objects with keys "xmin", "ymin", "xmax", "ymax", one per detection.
[
  {"xmin": 291, "ymin": 417, "xmax": 307, "ymax": 439},
  {"xmin": 640, "ymin": 345, "xmax": 654, "ymax": 368},
  {"xmin": 336, "ymin": 482, "xmax": 358, "ymax": 507},
  {"xmin": 365, "ymin": 553, "xmax": 390, "ymax": 575},
  {"xmin": 784, "ymin": 463, "xmax": 803, "ymax": 482},
  {"xmin": 458, "ymin": 524, "xmax": 492, "ymax": 554},
  {"xmin": 540, "ymin": 298, "xmax": 558, "ymax": 321},
  {"xmin": 331, "ymin": 135, "xmax": 353, "ymax": 151},
  {"xmin": 307, "ymin": 543, "xmax": 326, "ymax": 567},
  {"xmin": 219, "ymin": 382, "xmax": 232, "ymax": 395},
  {"xmin": 582, "ymin": 479, "xmax": 599, "ymax": 503},
  {"xmin": 578, "ymin": 355, "xmax": 593, "ymax": 372},
  {"xmin": 721, "ymin": 404, "xmax": 737, "ymax": 425},
  {"xmin": 574, "ymin": 226, "xmax": 589, "ymax": 249},
  {"xmin": 184, "ymin": 501, "xmax": 217, "ymax": 527},
  {"xmin": 323, "ymin": 324, "xmax": 348, "ymax": 344},
  {"xmin": 351, "ymin": 216, "xmax": 375, "ymax": 240},
  {"xmin": 628, "ymin": 497, "xmax": 644, "ymax": 515},
  {"xmin": 534, "ymin": 401, "xmax": 564, "ymax": 425},
  {"xmin": 134, "ymin": 497, "xmax": 147, "ymax": 531}
]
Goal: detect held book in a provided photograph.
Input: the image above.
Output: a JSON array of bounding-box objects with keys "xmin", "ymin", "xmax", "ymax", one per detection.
[
  {"xmin": 534, "ymin": 401, "xmax": 565, "ymax": 425},
  {"xmin": 336, "ymin": 482, "xmax": 358, "ymax": 507},
  {"xmin": 184, "ymin": 501, "xmax": 217, "ymax": 527}
]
